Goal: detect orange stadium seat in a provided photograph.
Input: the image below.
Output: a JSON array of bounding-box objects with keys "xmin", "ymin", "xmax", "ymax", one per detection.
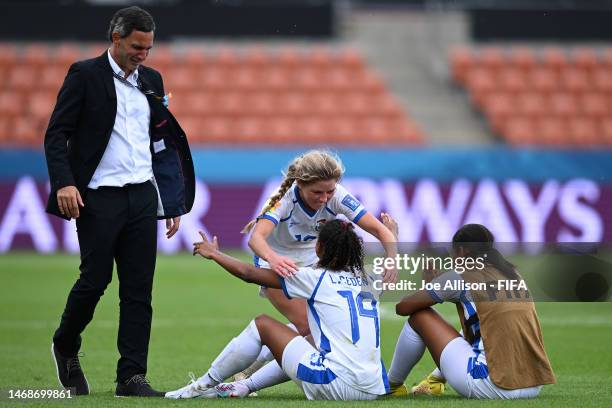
[
  {"xmin": 498, "ymin": 67, "xmax": 529, "ymax": 93},
  {"xmin": 6, "ymin": 66, "xmax": 38, "ymax": 91},
  {"xmin": 28, "ymin": 91, "xmax": 56, "ymax": 121},
  {"xmin": 466, "ymin": 68, "xmax": 496, "ymax": 107},
  {"xmin": 592, "ymin": 67, "xmax": 612, "ymax": 94},
  {"xmin": 20, "ymin": 43, "xmax": 48, "ymax": 67},
  {"xmin": 0, "ymin": 91, "xmax": 26, "ymax": 117},
  {"xmin": 52, "ymin": 44, "xmax": 82, "ymax": 69},
  {"xmin": 275, "ymin": 47, "xmax": 302, "ymax": 68},
  {"xmin": 247, "ymin": 92, "xmax": 276, "ymax": 116},
  {"xmin": 509, "ymin": 47, "xmax": 537, "ymax": 72},
  {"xmin": 537, "ymin": 117, "xmax": 568, "ymax": 145},
  {"xmin": 214, "ymin": 48, "xmax": 239, "ymax": 67},
  {"xmin": 180, "ymin": 48, "xmax": 207, "ymax": 68},
  {"xmin": 529, "ymin": 67, "xmax": 558, "ymax": 93},
  {"xmin": 503, "ymin": 117, "xmax": 534, "ymax": 145},
  {"xmin": 164, "ymin": 66, "xmax": 198, "ymax": 91},
  {"xmin": 479, "ymin": 47, "xmax": 505, "ymax": 72},
  {"xmin": 198, "ymin": 66, "xmax": 227, "ymax": 90},
  {"xmin": 0, "ymin": 44, "xmax": 18, "ymax": 68},
  {"xmin": 572, "ymin": 48, "xmax": 599, "ymax": 71},
  {"xmin": 483, "ymin": 92, "xmax": 515, "ymax": 133},
  {"xmin": 560, "ymin": 67, "xmax": 591, "ymax": 93},
  {"xmin": 336, "ymin": 48, "xmax": 365, "ymax": 70},
  {"xmin": 452, "ymin": 46, "xmax": 612, "ymax": 147},
  {"xmin": 308, "ymin": 47, "xmax": 333, "ymax": 68},
  {"xmin": 549, "ymin": 92, "xmax": 579, "ymax": 117},
  {"xmin": 0, "ymin": 44, "xmax": 419, "ymax": 146},
  {"xmin": 230, "ymin": 66, "xmax": 260, "ymax": 91},
  {"xmin": 40, "ymin": 66, "xmax": 67, "ymax": 91},
  {"xmin": 580, "ymin": 92, "xmax": 610, "ymax": 118},
  {"xmin": 600, "ymin": 117, "xmax": 612, "ymax": 144},
  {"xmin": 146, "ymin": 45, "xmax": 174, "ymax": 71},
  {"xmin": 541, "ymin": 48, "xmax": 568, "ymax": 71},
  {"xmin": 568, "ymin": 117, "xmax": 599, "ymax": 146},
  {"xmin": 517, "ymin": 92, "xmax": 547, "ymax": 118},
  {"xmin": 13, "ymin": 116, "xmax": 42, "ymax": 145},
  {"xmin": 449, "ymin": 46, "xmax": 474, "ymax": 85}
]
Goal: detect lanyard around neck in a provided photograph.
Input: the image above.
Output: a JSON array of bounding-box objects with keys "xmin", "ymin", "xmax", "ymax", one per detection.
[{"xmin": 112, "ymin": 71, "xmax": 144, "ymax": 92}]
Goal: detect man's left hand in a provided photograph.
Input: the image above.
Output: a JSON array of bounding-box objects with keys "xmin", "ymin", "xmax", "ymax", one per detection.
[{"xmin": 166, "ymin": 216, "xmax": 181, "ymax": 238}]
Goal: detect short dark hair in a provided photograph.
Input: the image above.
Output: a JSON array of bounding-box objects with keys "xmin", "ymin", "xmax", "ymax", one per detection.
[
  {"xmin": 317, "ymin": 220, "xmax": 364, "ymax": 276},
  {"xmin": 107, "ymin": 6, "xmax": 155, "ymax": 42}
]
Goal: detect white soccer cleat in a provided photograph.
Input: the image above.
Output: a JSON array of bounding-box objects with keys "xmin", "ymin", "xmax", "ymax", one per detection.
[
  {"xmin": 207, "ymin": 382, "xmax": 251, "ymax": 398},
  {"xmin": 164, "ymin": 373, "xmax": 212, "ymax": 399}
]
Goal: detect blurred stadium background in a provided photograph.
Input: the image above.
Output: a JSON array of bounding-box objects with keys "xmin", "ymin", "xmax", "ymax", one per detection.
[
  {"xmin": 0, "ymin": 0, "xmax": 611, "ymax": 406},
  {"xmin": 1, "ymin": 0, "xmax": 612, "ymax": 251}
]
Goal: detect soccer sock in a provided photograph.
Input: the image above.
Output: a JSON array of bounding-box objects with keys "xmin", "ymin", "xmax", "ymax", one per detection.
[
  {"xmin": 204, "ymin": 320, "xmax": 262, "ymax": 385},
  {"xmin": 242, "ymin": 360, "xmax": 290, "ymax": 392},
  {"xmin": 388, "ymin": 320, "xmax": 426, "ymax": 385},
  {"xmin": 431, "ymin": 368, "xmax": 444, "ymax": 380}
]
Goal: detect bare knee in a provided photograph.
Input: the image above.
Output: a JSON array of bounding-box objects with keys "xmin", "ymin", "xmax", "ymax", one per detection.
[
  {"xmin": 254, "ymin": 314, "xmax": 273, "ymax": 332},
  {"xmin": 291, "ymin": 317, "xmax": 310, "ymax": 337},
  {"xmin": 408, "ymin": 307, "xmax": 434, "ymax": 332}
]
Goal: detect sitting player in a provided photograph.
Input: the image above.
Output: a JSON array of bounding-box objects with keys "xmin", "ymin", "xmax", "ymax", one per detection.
[
  {"xmin": 234, "ymin": 150, "xmax": 396, "ymax": 389},
  {"xmin": 166, "ymin": 220, "xmax": 390, "ymax": 400},
  {"xmin": 387, "ymin": 222, "xmax": 556, "ymax": 399}
]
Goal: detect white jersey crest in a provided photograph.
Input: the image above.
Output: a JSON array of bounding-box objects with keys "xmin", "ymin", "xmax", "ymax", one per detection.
[{"xmin": 257, "ymin": 183, "xmax": 367, "ymax": 267}]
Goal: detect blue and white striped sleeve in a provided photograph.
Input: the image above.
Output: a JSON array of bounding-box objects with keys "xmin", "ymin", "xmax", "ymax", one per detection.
[
  {"xmin": 279, "ymin": 267, "xmax": 322, "ymax": 300},
  {"xmin": 427, "ymin": 271, "xmax": 464, "ymax": 303}
]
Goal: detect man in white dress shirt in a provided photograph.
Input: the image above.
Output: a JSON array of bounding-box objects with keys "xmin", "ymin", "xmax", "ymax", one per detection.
[{"xmin": 44, "ymin": 6, "xmax": 195, "ymax": 397}]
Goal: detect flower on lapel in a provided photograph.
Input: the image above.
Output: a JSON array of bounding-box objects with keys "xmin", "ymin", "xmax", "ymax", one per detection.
[{"xmin": 161, "ymin": 92, "xmax": 172, "ymax": 107}]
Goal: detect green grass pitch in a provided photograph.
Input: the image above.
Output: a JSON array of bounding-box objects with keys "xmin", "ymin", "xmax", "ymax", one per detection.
[{"xmin": 1, "ymin": 252, "xmax": 611, "ymax": 407}]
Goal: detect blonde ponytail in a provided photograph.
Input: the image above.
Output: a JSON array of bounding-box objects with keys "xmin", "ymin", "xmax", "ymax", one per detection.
[{"xmin": 241, "ymin": 150, "xmax": 344, "ymax": 234}]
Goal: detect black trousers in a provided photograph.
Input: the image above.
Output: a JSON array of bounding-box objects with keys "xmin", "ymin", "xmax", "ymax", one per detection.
[{"xmin": 53, "ymin": 181, "xmax": 158, "ymax": 382}]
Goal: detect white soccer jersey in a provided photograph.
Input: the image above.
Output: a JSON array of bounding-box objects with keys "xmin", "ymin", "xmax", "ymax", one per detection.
[
  {"xmin": 256, "ymin": 183, "xmax": 367, "ymax": 267},
  {"xmin": 279, "ymin": 266, "xmax": 390, "ymax": 396}
]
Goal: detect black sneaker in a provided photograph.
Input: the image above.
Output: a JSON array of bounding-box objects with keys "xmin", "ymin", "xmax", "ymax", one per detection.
[
  {"xmin": 115, "ymin": 374, "xmax": 165, "ymax": 397},
  {"xmin": 51, "ymin": 343, "xmax": 90, "ymax": 395}
]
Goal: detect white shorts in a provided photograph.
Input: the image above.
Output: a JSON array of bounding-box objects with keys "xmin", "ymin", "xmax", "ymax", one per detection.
[
  {"xmin": 281, "ymin": 336, "xmax": 377, "ymax": 401},
  {"xmin": 440, "ymin": 337, "xmax": 543, "ymax": 399}
]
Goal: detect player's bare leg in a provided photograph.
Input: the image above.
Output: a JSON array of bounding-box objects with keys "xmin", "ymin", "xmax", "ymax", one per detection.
[{"xmin": 265, "ymin": 288, "xmax": 310, "ymax": 336}]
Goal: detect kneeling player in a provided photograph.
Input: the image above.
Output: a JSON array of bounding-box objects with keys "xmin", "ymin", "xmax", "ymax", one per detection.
[{"xmin": 166, "ymin": 220, "xmax": 390, "ymax": 400}]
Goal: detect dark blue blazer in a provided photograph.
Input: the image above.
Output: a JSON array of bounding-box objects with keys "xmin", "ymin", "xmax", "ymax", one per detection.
[{"xmin": 44, "ymin": 52, "xmax": 195, "ymax": 220}]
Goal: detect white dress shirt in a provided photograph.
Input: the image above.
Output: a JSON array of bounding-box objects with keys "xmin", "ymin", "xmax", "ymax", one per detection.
[{"xmin": 88, "ymin": 50, "xmax": 153, "ymax": 189}]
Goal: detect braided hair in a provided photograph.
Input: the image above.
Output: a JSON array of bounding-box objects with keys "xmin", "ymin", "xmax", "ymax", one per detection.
[
  {"xmin": 241, "ymin": 150, "xmax": 344, "ymax": 233},
  {"xmin": 452, "ymin": 224, "xmax": 519, "ymax": 280},
  {"xmin": 316, "ymin": 220, "xmax": 364, "ymax": 277}
]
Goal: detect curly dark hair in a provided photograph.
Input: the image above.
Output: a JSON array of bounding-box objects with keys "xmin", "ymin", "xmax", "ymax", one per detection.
[{"xmin": 316, "ymin": 219, "xmax": 364, "ymax": 276}]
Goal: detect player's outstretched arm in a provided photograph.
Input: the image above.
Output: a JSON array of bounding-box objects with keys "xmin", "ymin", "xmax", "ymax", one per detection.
[{"xmin": 193, "ymin": 231, "xmax": 282, "ymax": 289}]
